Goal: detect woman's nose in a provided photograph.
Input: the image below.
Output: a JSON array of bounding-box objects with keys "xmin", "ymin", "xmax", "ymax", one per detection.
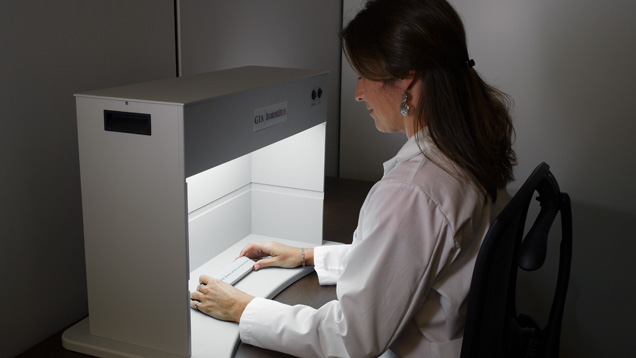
[{"xmin": 354, "ymin": 78, "xmax": 364, "ymax": 102}]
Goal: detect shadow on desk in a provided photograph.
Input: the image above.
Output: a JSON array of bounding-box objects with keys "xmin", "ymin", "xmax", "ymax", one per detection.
[
  {"xmin": 17, "ymin": 177, "xmax": 375, "ymax": 358},
  {"xmin": 236, "ymin": 272, "xmax": 336, "ymax": 358}
]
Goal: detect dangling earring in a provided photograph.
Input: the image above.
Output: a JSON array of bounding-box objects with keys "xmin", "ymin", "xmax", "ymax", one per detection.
[{"xmin": 400, "ymin": 92, "xmax": 410, "ymax": 117}]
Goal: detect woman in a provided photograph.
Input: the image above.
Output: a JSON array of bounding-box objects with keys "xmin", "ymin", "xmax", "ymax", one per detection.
[{"xmin": 190, "ymin": 0, "xmax": 516, "ymax": 356}]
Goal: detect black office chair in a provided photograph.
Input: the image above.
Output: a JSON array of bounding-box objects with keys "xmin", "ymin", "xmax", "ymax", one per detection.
[{"xmin": 460, "ymin": 162, "xmax": 573, "ymax": 358}]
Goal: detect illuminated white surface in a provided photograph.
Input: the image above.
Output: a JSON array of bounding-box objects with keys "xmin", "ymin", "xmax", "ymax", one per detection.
[
  {"xmin": 186, "ymin": 154, "xmax": 252, "ymax": 213},
  {"xmin": 252, "ymin": 122, "xmax": 326, "ymax": 192},
  {"xmin": 189, "ymin": 235, "xmax": 321, "ymax": 358},
  {"xmin": 186, "ymin": 123, "xmax": 326, "ymax": 271}
]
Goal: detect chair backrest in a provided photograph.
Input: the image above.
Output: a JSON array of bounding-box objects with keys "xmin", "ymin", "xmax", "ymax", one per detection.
[{"xmin": 460, "ymin": 162, "xmax": 573, "ymax": 358}]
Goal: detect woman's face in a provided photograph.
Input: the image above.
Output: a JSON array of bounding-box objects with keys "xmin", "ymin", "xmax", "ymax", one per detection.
[{"xmin": 354, "ymin": 77, "xmax": 407, "ymax": 135}]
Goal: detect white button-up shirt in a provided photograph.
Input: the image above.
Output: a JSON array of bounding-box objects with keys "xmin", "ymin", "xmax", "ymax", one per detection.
[{"xmin": 240, "ymin": 129, "xmax": 508, "ymax": 357}]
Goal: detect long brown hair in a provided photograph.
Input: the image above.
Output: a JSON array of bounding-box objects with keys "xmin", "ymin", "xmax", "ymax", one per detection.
[{"xmin": 342, "ymin": 0, "xmax": 516, "ymax": 199}]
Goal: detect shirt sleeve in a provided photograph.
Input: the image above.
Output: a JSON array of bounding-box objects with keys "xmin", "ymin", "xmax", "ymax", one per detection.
[
  {"xmin": 313, "ymin": 244, "xmax": 352, "ymax": 285},
  {"xmin": 239, "ymin": 181, "xmax": 461, "ymax": 357}
]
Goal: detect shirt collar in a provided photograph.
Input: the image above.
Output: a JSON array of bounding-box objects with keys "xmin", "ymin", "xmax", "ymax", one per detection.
[{"xmin": 382, "ymin": 127, "xmax": 432, "ymax": 175}]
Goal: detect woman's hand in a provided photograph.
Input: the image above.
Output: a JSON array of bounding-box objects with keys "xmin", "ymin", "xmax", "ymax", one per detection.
[
  {"xmin": 239, "ymin": 241, "xmax": 313, "ymax": 270},
  {"xmin": 190, "ymin": 275, "xmax": 254, "ymax": 323}
]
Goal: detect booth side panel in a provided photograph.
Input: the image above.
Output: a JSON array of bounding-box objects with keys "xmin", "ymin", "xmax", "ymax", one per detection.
[
  {"xmin": 188, "ymin": 187, "xmax": 253, "ymax": 271},
  {"xmin": 76, "ymin": 98, "xmax": 190, "ymax": 357}
]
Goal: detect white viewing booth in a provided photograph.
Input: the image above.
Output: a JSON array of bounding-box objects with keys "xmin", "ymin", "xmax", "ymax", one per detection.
[{"xmin": 62, "ymin": 66, "xmax": 328, "ymax": 358}]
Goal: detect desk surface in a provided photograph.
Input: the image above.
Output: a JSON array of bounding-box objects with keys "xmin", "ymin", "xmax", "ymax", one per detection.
[{"xmin": 17, "ymin": 177, "xmax": 374, "ymax": 358}]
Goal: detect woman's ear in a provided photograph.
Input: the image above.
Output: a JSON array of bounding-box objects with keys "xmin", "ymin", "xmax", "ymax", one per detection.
[{"xmin": 400, "ymin": 72, "xmax": 417, "ymax": 91}]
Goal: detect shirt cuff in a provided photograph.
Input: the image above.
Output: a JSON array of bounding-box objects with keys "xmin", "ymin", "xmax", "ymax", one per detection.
[
  {"xmin": 239, "ymin": 297, "xmax": 287, "ymax": 347},
  {"xmin": 313, "ymin": 245, "xmax": 350, "ymax": 285}
]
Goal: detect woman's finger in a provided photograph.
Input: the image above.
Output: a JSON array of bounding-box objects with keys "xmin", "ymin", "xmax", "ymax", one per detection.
[
  {"xmin": 190, "ymin": 290, "xmax": 203, "ymax": 301},
  {"xmin": 199, "ymin": 275, "xmax": 212, "ymax": 285},
  {"xmin": 190, "ymin": 276, "xmax": 254, "ymax": 322},
  {"xmin": 238, "ymin": 243, "xmax": 254, "ymax": 258},
  {"xmin": 254, "ymin": 257, "xmax": 278, "ymax": 270},
  {"xmin": 240, "ymin": 242, "xmax": 270, "ymax": 259}
]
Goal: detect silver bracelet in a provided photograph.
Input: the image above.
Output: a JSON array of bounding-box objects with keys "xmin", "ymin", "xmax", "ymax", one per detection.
[{"xmin": 301, "ymin": 248, "xmax": 305, "ymax": 267}]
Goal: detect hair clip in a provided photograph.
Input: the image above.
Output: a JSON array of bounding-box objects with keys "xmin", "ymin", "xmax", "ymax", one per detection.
[{"xmin": 466, "ymin": 59, "xmax": 476, "ymax": 68}]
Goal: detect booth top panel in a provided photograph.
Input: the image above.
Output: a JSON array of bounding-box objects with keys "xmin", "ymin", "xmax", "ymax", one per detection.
[{"xmin": 75, "ymin": 66, "xmax": 327, "ymax": 106}]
